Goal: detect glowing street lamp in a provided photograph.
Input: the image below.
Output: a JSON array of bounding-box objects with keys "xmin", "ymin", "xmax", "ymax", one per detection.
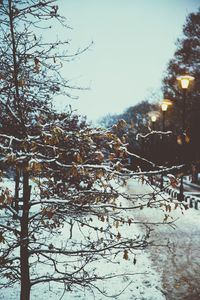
[
  {"xmin": 177, "ymin": 74, "xmax": 194, "ymax": 133},
  {"xmin": 151, "ymin": 115, "xmax": 157, "ymax": 123},
  {"xmin": 177, "ymin": 75, "xmax": 195, "ymax": 90},
  {"xmin": 150, "ymin": 114, "xmax": 157, "ymax": 183},
  {"xmin": 176, "ymin": 74, "xmax": 195, "ymax": 201},
  {"xmin": 161, "ymin": 102, "xmax": 168, "ymax": 112},
  {"xmin": 151, "ymin": 115, "xmax": 157, "ymax": 130},
  {"xmin": 149, "ymin": 111, "xmax": 158, "ymax": 131},
  {"xmin": 160, "ymin": 100, "xmax": 170, "ymax": 132},
  {"xmin": 160, "ymin": 100, "xmax": 170, "ymax": 189}
]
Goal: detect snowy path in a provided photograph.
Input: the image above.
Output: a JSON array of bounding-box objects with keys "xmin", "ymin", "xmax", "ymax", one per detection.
[{"xmin": 127, "ymin": 179, "xmax": 200, "ymax": 300}]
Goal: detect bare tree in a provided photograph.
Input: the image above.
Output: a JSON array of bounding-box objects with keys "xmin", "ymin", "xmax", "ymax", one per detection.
[
  {"xmin": 0, "ymin": 1, "xmax": 186, "ymax": 300},
  {"xmin": 0, "ymin": 109, "xmax": 185, "ymax": 299}
]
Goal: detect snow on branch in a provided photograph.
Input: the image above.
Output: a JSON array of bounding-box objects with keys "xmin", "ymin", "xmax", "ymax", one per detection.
[{"xmin": 136, "ymin": 130, "xmax": 173, "ymax": 140}]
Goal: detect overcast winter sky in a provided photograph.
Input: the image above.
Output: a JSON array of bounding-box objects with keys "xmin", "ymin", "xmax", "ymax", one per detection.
[{"xmin": 54, "ymin": 0, "xmax": 199, "ymax": 122}]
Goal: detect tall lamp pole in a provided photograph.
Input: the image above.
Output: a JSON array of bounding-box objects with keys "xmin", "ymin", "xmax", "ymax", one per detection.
[
  {"xmin": 151, "ymin": 114, "xmax": 157, "ymax": 159},
  {"xmin": 151, "ymin": 115, "xmax": 157, "ymax": 131},
  {"xmin": 160, "ymin": 102, "xmax": 168, "ymax": 188},
  {"xmin": 150, "ymin": 114, "xmax": 157, "ymax": 184},
  {"xmin": 176, "ymin": 75, "xmax": 195, "ymax": 201},
  {"xmin": 161, "ymin": 102, "xmax": 168, "ymax": 132}
]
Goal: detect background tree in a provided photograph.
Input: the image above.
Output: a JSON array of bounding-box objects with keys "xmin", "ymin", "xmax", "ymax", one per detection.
[
  {"xmin": 100, "ymin": 9, "xmax": 200, "ymax": 175},
  {"xmin": 161, "ymin": 8, "xmax": 200, "ymax": 181},
  {"xmin": 99, "ymin": 101, "xmax": 164, "ymax": 168}
]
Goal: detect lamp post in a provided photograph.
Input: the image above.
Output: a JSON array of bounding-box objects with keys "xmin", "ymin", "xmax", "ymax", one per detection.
[
  {"xmin": 160, "ymin": 99, "xmax": 172, "ymax": 132},
  {"xmin": 150, "ymin": 114, "xmax": 157, "ymax": 184},
  {"xmin": 160, "ymin": 102, "xmax": 168, "ymax": 188},
  {"xmin": 161, "ymin": 102, "xmax": 168, "ymax": 132},
  {"xmin": 151, "ymin": 114, "xmax": 157, "ymax": 131},
  {"xmin": 176, "ymin": 74, "xmax": 195, "ymax": 201}
]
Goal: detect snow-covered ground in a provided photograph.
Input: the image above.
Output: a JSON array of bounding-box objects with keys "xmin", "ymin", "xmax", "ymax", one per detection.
[
  {"xmin": 0, "ymin": 177, "xmax": 166, "ymax": 300},
  {"xmin": 2, "ymin": 176, "xmax": 200, "ymax": 299}
]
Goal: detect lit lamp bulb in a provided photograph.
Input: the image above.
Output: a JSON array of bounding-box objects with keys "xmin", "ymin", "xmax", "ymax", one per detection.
[
  {"xmin": 161, "ymin": 102, "xmax": 168, "ymax": 112},
  {"xmin": 177, "ymin": 75, "xmax": 194, "ymax": 89},
  {"xmin": 151, "ymin": 115, "xmax": 157, "ymax": 122},
  {"xmin": 177, "ymin": 135, "xmax": 182, "ymax": 145}
]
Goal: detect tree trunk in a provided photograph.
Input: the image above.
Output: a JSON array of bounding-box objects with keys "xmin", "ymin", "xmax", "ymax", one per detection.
[
  {"xmin": 20, "ymin": 166, "xmax": 31, "ymax": 300},
  {"xmin": 13, "ymin": 167, "xmax": 20, "ymax": 212}
]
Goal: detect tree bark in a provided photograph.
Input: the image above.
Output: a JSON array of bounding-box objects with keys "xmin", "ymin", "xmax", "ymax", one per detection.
[
  {"xmin": 13, "ymin": 167, "xmax": 20, "ymax": 213},
  {"xmin": 20, "ymin": 166, "xmax": 31, "ymax": 300}
]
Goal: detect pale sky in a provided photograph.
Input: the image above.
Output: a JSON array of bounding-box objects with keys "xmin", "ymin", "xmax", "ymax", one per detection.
[{"xmin": 54, "ymin": 0, "xmax": 199, "ymax": 122}]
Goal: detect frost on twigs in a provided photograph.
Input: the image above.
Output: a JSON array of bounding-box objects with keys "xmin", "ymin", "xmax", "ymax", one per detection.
[
  {"xmin": 0, "ymin": 107, "xmax": 180, "ymax": 297},
  {"xmin": 0, "ymin": 0, "xmax": 185, "ymax": 298},
  {"xmin": 0, "ymin": 108, "xmax": 156, "ymax": 296}
]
